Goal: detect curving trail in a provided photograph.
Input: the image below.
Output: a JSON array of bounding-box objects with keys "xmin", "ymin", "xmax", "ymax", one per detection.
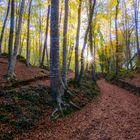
[{"xmin": 14, "ymin": 79, "xmax": 140, "ymax": 140}]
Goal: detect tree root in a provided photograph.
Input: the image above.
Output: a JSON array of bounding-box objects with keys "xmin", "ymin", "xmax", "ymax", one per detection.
[
  {"xmin": 50, "ymin": 99, "xmax": 80, "ymax": 120},
  {"xmin": 69, "ymin": 100, "xmax": 81, "ymax": 110},
  {"xmin": 50, "ymin": 75, "xmax": 80, "ymax": 120},
  {"xmin": 6, "ymin": 73, "xmax": 17, "ymax": 81}
]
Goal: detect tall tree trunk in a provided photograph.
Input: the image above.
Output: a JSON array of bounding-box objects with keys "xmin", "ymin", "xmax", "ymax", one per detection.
[
  {"xmin": 0, "ymin": 0, "xmax": 10, "ymax": 56},
  {"xmin": 50, "ymin": 0, "xmax": 63, "ymax": 103},
  {"xmin": 115, "ymin": 0, "xmax": 119, "ymax": 75},
  {"xmin": 67, "ymin": 41, "xmax": 74, "ymax": 70},
  {"xmin": 7, "ymin": 0, "xmax": 25, "ymax": 77},
  {"xmin": 86, "ymin": 47, "xmax": 89, "ymax": 72},
  {"xmin": 89, "ymin": 0, "xmax": 96, "ymax": 81},
  {"xmin": 39, "ymin": 8, "xmax": 42, "ymax": 65},
  {"xmin": 18, "ymin": 32, "xmax": 25, "ymax": 56},
  {"xmin": 134, "ymin": 0, "xmax": 140, "ymax": 66},
  {"xmin": 75, "ymin": 0, "xmax": 82, "ymax": 81},
  {"xmin": 109, "ymin": 14, "xmax": 114, "ymax": 71},
  {"xmin": 41, "ymin": 5, "xmax": 50, "ymax": 66},
  {"xmin": 26, "ymin": 0, "xmax": 32, "ymax": 66},
  {"xmin": 62, "ymin": 0, "xmax": 69, "ymax": 85},
  {"xmin": 7, "ymin": 0, "xmax": 15, "ymax": 77},
  {"xmin": 4, "ymin": 37, "xmax": 7, "ymax": 53},
  {"xmin": 78, "ymin": 0, "xmax": 96, "ymax": 84},
  {"xmin": 123, "ymin": 3, "xmax": 129, "ymax": 70},
  {"xmin": 89, "ymin": 24, "xmax": 96, "ymax": 81}
]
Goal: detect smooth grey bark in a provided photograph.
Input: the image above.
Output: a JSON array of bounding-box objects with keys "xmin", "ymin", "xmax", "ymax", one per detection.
[
  {"xmin": 41, "ymin": 5, "xmax": 50, "ymax": 66},
  {"xmin": 109, "ymin": 10, "xmax": 114, "ymax": 71},
  {"xmin": 39, "ymin": 8, "xmax": 42, "ymax": 65},
  {"xmin": 26, "ymin": 0, "xmax": 32, "ymax": 66},
  {"xmin": 134, "ymin": 0, "xmax": 140, "ymax": 66},
  {"xmin": 62, "ymin": 0, "xmax": 69, "ymax": 85},
  {"xmin": 115, "ymin": 0, "xmax": 119, "ymax": 75},
  {"xmin": 4, "ymin": 37, "xmax": 7, "ymax": 53},
  {"xmin": 75, "ymin": 0, "xmax": 82, "ymax": 81},
  {"xmin": 50, "ymin": 0, "xmax": 63, "ymax": 102},
  {"xmin": 67, "ymin": 40, "xmax": 74, "ymax": 70},
  {"xmin": 0, "ymin": 0, "xmax": 10, "ymax": 56},
  {"xmin": 18, "ymin": 32, "xmax": 25, "ymax": 56},
  {"xmin": 7, "ymin": 0, "xmax": 25, "ymax": 77},
  {"xmin": 86, "ymin": 47, "xmax": 89, "ymax": 72},
  {"xmin": 89, "ymin": 0, "xmax": 96, "ymax": 81},
  {"xmin": 89, "ymin": 24, "xmax": 96, "ymax": 81},
  {"xmin": 123, "ymin": 3, "xmax": 129, "ymax": 70},
  {"xmin": 7, "ymin": 0, "xmax": 15, "ymax": 76},
  {"xmin": 78, "ymin": 0, "xmax": 96, "ymax": 84}
]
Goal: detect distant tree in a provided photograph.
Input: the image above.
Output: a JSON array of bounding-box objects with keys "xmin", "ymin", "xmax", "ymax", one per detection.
[
  {"xmin": 62, "ymin": 0, "xmax": 69, "ymax": 85},
  {"xmin": 7, "ymin": 0, "xmax": 25, "ymax": 78},
  {"xmin": 115, "ymin": 0, "xmax": 120, "ymax": 75},
  {"xmin": 26, "ymin": 0, "xmax": 32, "ymax": 66},
  {"xmin": 0, "ymin": 0, "xmax": 10, "ymax": 56},
  {"xmin": 89, "ymin": 0, "xmax": 96, "ymax": 81},
  {"xmin": 133, "ymin": 0, "xmax": 140, "ymax": 66},
  {"xmin": 75, "ymin": 0, "xmax": 82, "ymax": 81},
  {"xmin": 78, "ymin": 0, "xmax": 96, "ymax": 84},
  {"xmin": 41, "ymin": 5, "xmax": 50, "ymax": 66}
]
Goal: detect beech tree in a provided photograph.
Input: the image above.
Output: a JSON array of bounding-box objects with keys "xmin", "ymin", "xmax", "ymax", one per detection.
[
  {"xmin": 50, "ymin": 0, "xmax": 64, "ymax": 106},
  {"xmin": 78, "ymin": 0, "xmax": 96, "ymax": 83},
  {"xmin": 26, "ymin": 0, "xmax": 32, "ymax": 66},
  {"xmin": 7, "ymin": 0, "xmax": 25, "ymax": 78},
  {"xmin": 75, "ymin": 0, "xmax": 82, "ymax": 81},
  {"xmin": 41, "ymin": 5, "xmax": 50, "ymax": 66},
  {"xmin": 133, "ymin": 0, "xmax": 140, "ymax": 66},
  {"xmin": 7, "ymin": 0, "xmax": 15, "ymax": 77},
  {"xmin": 62, "ymin": 0, "xmax": 69, "ymax": 85},
  {"xmin": 115, "ymin": 0, "xmax": 120, "ymax": 75},
  {"xmin": 0, "ymin": 0, "xmax": 10, "ymax": 56}
]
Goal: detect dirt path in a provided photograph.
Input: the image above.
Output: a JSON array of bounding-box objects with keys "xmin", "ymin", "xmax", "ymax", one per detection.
[{"xmin": 14, "ymin": 79, "xmax": 140, "ymax": 140}]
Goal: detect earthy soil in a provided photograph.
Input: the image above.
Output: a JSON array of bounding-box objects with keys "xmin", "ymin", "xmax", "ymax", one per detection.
[
  {"xmin": 122, "ymin": 72, "xmax": 140, "ymax": 87},
  {"xmin": 14, "ymin": 79, "xmax": 140, "ymax": 140},
  {"xmin": 118, "ymin": 69, "xmax": 140, "ymax": 88},
  {"xmin": 0, "ymin": 57, "xmax": 74, "ymax": 89},
  {"xmin": 0, "ymin": 57, "xmax": 140, "ymax": 140},
  {"xmin": 0, "ymin": 57, "xmax": 48, "ymax": 86}
]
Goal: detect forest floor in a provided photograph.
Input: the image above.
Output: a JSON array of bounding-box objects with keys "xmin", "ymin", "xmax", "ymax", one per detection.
[
  {"xmin": 0, "ymin": 56, "xmax": 140, "ymax": 140},
  {"xmin": 14, "ymin": 79, "xmax": 140, "ymax": 140}
]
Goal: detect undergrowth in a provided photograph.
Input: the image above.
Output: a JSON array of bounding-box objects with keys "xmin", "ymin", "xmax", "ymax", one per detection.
[{"xmin": 0, "ymin": 77, "xmax": 99, "ymax": 140}]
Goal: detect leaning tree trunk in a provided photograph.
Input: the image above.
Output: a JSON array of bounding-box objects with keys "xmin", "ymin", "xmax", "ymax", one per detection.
[
  {"xmin": 26, "ymin": 0, "xmax": 32, "ymax": 66},
  {"xmin": 75, "ymin": 0, "xmax": 82, "ymax": 81},
  {"xmin": 7, "ymin": 0, "xmax": 25, "ymax": 77},
  {"xmin": 41, "ymin": 5, "xmax": 50, "ymax": 66},
  {"xmin": 7, "ymin": 0, "xmax": 15, "ymax": 77},
  {"xmin": 62, "ymin": 0, "xmax": 69, "ymax": 85},
  {"xmin": 78, "ymin": 0, "xmax": 96, "ymax": 84},
  {"xmin": 0, "ymin": 0, "xmax": 10, "ymax": 56}
]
